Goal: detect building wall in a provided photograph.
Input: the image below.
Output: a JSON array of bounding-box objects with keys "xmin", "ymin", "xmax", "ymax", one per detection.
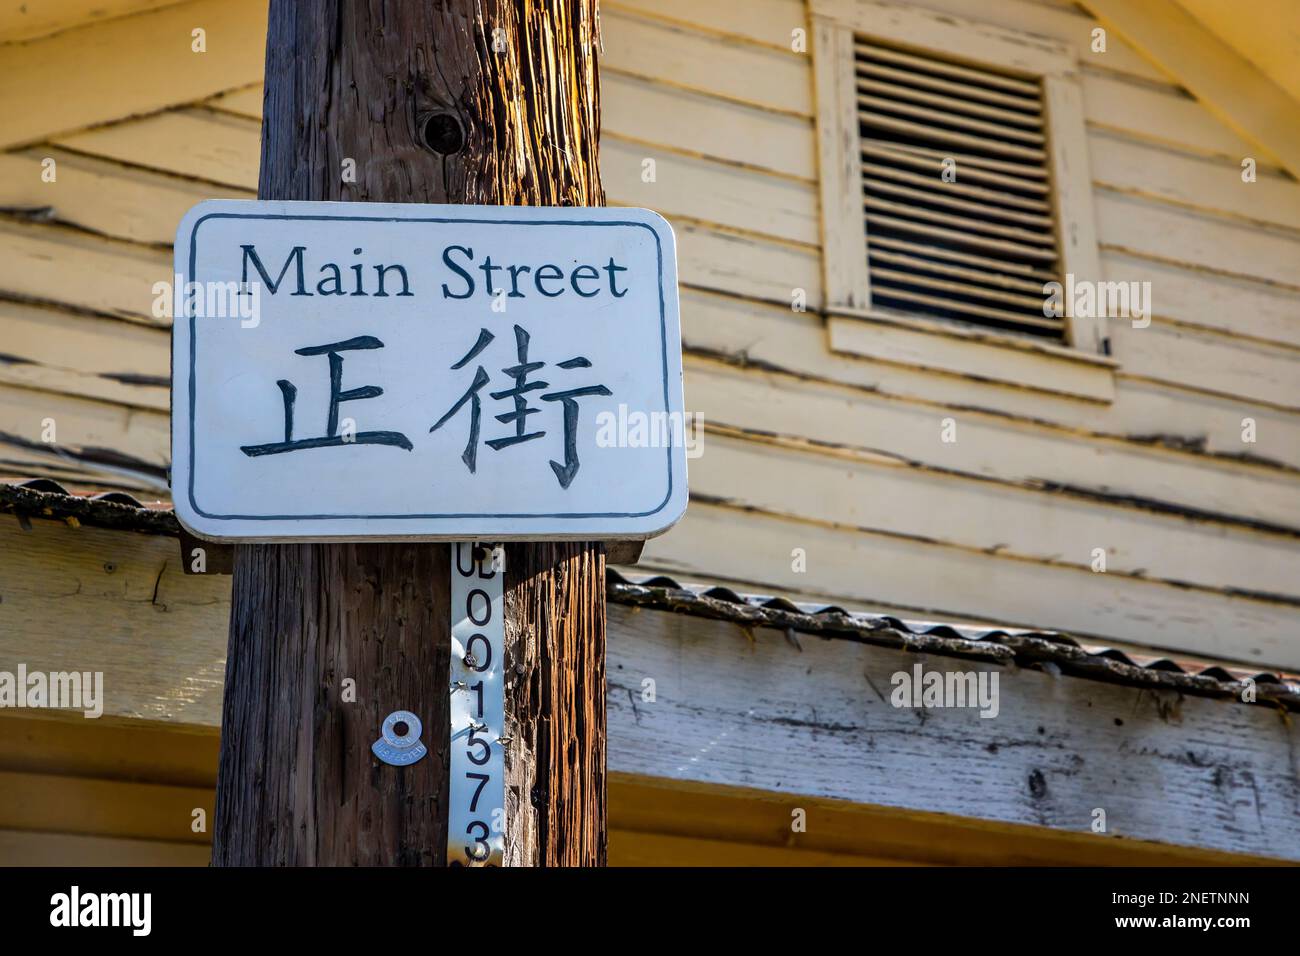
[
  {"xmin": 0, "ymin": 0, "xmax": 1297, "ymax": 673},
  {"xmin": 1, "ymin": 519, "xmax": 1279, "ymax": 867}
]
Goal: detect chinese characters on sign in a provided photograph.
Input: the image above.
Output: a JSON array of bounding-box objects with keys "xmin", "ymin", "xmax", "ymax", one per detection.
[
  {"xmin": 428, "ymin": 324, "xmax": 611, "ymax": 488},
  {"xmin": 239, "ymin": 325, "xmax": 612, "ymax": 489},
  {"xmin": 172, "ymin": 201, "xmax": 686, "ymax": 542}
]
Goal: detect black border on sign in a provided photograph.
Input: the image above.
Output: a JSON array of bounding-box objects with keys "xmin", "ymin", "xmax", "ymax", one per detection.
[{"xmin": 185, "ymin": 212, "xmax": 675, "ymax": 521}]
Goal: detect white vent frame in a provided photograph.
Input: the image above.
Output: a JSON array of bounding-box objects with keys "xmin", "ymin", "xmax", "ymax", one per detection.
[{"xmin": 812, "ymin": 0, "xmax": 1110, "ymax": 361}]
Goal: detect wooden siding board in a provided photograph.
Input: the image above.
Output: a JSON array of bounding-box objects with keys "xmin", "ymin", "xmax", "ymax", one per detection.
[
  {"xmin": 1090, "ymin": 130, "xmax": 1300, "ymax": 230},
  {"xmin": 827, "ymin": 315, "xmax": 1116, "ymax": 403},
  {"xmin": 53, "ymin": 107, "xmax": 261, "ymax": 191},
  {"xmin": 1083, "ymin": 70, "xmax": 1266, "ymax": 164},
  {"xmin": 640, "ymin": 500, "xmax": 1300, "ymax": 668},
  {"xmin": 0, "ymin": 829, "xmax": 211, "ymax": 866},
  {"xmin": 0, "ymin": 301, "xmax": 170, "ymax": 411},
  {"xmin": 0, "ymin": 220, "xmax": 169, "ymax": 325},
  {"xmin": 607, "ymin": 603, "xmax": 1300, "ymax": 861},
  {"xmin": 0, "ymin": 448, "xmax": 161, "ymax": 493},
  {"xmin": 605, "ymin": 0, "xmax": 808, "ymax": 51},
  {"xmin": 678, "ymin": 222, "xmax": 822, "ymax": 308},
  {"xmin": 1102, "ymin": 250, "xmax": 1300, "ymax": 350},
  {"xmin": 0, "ymin": 713, "xmax": 219, "ymax": 785},
  {"xmin": 0, "ymin": 522, "xmax": 228, "ymax": 725},
  {"xmin": 0, "ymin": 148, "xmax": 250, "ymax": 246},
  {"xmin": 681, "ymin": 294, "xmax": 1300, "ymax": 506},
  {"xmin": 691, "ymin": 426, "xmax": 1300, "ymax": 600},
  {"xmin": 602, "ymin": 7, "xmax": 812, "ymax": 116},
  {"xmin": 602, "ymin": 136, "xmax": 820, "ymax": 246},
  {"xmin": 1095, "ymin": 189, "xmax": 1300, "ymax": 289},
  {"xmin": 203, "ymin": 84, "xmax": 262, "ymax": 120},
  {"xmin": 0, "ymin": 771, "xmax": 214, "ymax": 844},
  {"xmin": 813, "ymin": 16, "xmax": 871, "ymax": 309},
  {"xmin": 0, "ymin": 0, "xmax": 177, "ymax": 43},
  {"xmin": 0, "ymin": 0, "xmax": 266, "ymax": 149},
  {"xmin": 607, "ymin": 774, "xmax": 1273, "ymax": 866},
  {"xmin": 1110, "ymin": 321, "xmax": 1300, "ymax": 412},
  {"xmin": 602, "ymin": 73, "xmax": 817, "ymax": 181},
  {"xmin": 0, "ymin": 382, "xmax": 170, "ymax": 471},
  {"xmin": 899, "ymin": 0, "xmax": 1166, "ymax": 83}
]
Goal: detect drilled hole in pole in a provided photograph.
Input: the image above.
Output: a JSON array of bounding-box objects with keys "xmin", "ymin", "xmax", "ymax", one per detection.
[{"xmin": 421, "ymin": 111, "xmax": 465, "ymax": 155}]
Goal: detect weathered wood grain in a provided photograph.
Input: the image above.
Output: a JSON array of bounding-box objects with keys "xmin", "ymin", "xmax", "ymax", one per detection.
[
  {"xmin": 606, "ymin": 0, "xmax": 806, "ymax": 51},
  {"xmin": 216, "ymin": 543, "xmax": 453, "ymax": 866},
  {"xmin": 1102, "ymin": 249, "xmax": 1300, "ymax": 349},
  {"xmin": 897, "ymin": 0, "xmax": 1166, "ymax": 83},
  {"xmin": 502, "ymin": 543, "xmax": 607, "ymax": 867},
  {"xmin": 676, "ymin": 221, "xmax": 822, "ymax": 307},
  {"xmin": 0, "ymin": 522, "xmax": 229, "ymax": 726},
  {"xmin": 1109, "ymin": 321, "xmax": 1300, "ymax": 413},
  {"xmin": 1083, "ymin": 69, "xmax": 1267, "ymax": 165},
  {"xmin": 602, "ymin": 73, "xmax": 816, "ymax": 180},
  {"xmin": 605, "ymin": 603, "xmax": 1300, "ymax": 861},
  {"xmin": 681, "ymin": 300, "xmax": 1300, "ymax": 522},
  {"xmin": 214, "ymin": 0, "xmax": 607, "ymax": 868},
  {"xmin": 602, "ymin": 6, "xmax": 811, "ymax": 116},
  {"xmin": 813, "ymin": 17, "xmax": 871, "ymax": 310},
  {"xmin": 1090, "ymin": 130, "xmax": 1300, "ymax": 230},
  {"xmin": 602, "ymin": 135, "xmax": 819, "ymax": 245},
  {"xmin": 1044, "ymin": 70, "xmax": 1106, "ymax": 354},
  {"xmin": 827, "ymin": 313, "xmax": 1117, "ymax": 402}
]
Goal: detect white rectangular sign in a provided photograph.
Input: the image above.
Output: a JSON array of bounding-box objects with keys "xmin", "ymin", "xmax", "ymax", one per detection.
[{"xmin": 172, "ymin": 200, "xmax": 687, "ymax": 541}]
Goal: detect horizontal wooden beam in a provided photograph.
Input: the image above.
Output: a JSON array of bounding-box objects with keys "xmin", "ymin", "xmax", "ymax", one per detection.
[
  {"xmin": 0, "ymin": 521, "xmax": 230, "ymax": 725},
  {"xmin": 3, "ymin": 518, "xmax": 1295, "ymax": 860},
  {"xmin": 606, "ymin": 603, "xmax": 1300, "ymax": 862}
]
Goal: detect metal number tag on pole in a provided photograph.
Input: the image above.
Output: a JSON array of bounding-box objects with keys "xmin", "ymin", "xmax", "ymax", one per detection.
[{"xmin": 449, "ymin": 542, "xmax": 506, "ymax": 866}]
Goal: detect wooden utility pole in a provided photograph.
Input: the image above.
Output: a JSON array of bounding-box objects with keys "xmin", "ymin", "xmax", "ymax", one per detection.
[{"xmin": 212, "ymin": 0, "xmax": 607, "ymax": 867}]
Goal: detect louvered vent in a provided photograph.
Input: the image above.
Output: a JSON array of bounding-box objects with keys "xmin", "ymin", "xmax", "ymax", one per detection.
[{"xmin": 856, "ymin": 41, "xmax": 1064, "ymax": 340}]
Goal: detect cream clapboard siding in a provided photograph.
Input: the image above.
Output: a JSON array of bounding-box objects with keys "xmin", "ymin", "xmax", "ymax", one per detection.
[{"xmin": 0, "ymin": 0, "xmax": 1297, "ymax": 667}]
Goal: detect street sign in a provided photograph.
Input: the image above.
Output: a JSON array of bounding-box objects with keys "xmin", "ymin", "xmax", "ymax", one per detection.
[
  {"xmin": 172, "ymin": 200, "xmax": 687, "ymax": 541},
  {"xmin": 449, "ymin": 542, "xmax": 506, "ymax": 866}
]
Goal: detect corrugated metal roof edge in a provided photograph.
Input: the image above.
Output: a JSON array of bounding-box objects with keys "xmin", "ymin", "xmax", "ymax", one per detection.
[
  {"xmin": 607, "ymin": 572, "xmax": 1300, "ymax": 711},
  {"xmin": 5, "ymin": 477, "xmax": 1298, "ymax": 711}
]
